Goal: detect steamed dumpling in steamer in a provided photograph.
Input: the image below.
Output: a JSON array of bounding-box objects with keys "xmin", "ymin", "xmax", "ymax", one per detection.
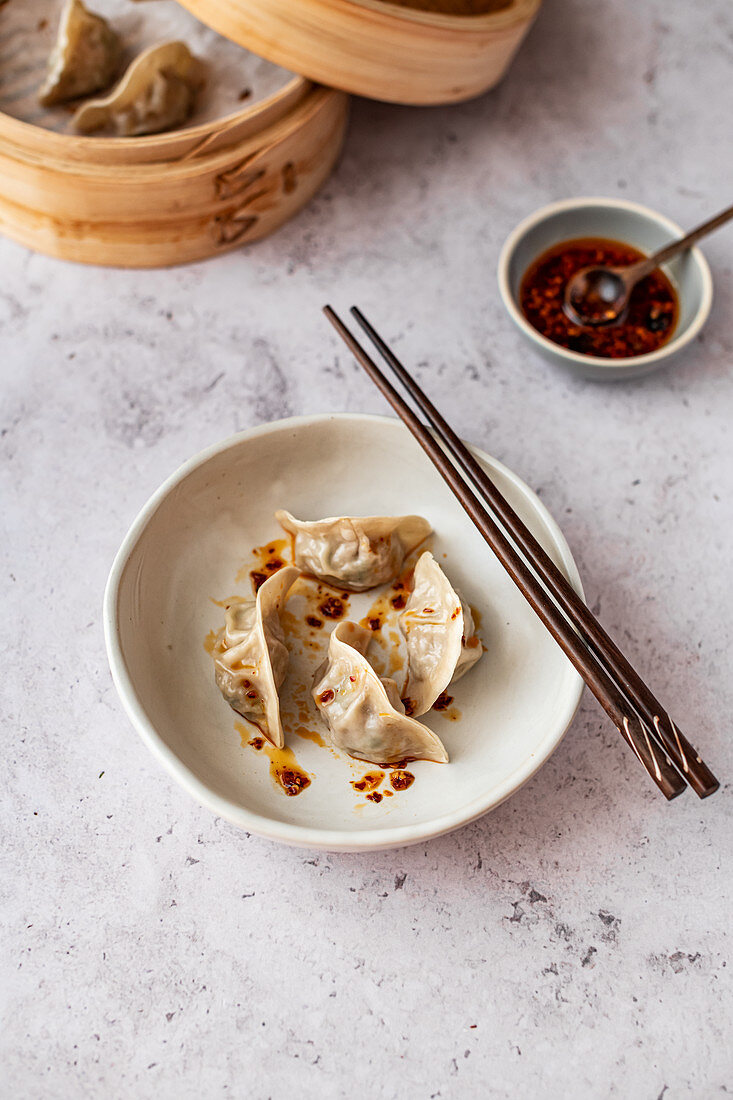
[
  {"xmin": 211, "ymin": 566, "xmax": 299, "ymax": 748},
  {"xmin": 399, "ymin": 551, "xmax": 483, "ymax": 716},
  {"xmin": 275, "ymin": 510, "xmax": 431, "ymax": 592},
  {"xmin": 312, "ymin": 621, "xmax": 448, "ymax": 765},
  {"xmin": 72, "ymin": 40, "xmax": 205, "ymax": 136},
  {"xmin": 39, "ymin": 0, "xmax": 122, "ymax": 107}
]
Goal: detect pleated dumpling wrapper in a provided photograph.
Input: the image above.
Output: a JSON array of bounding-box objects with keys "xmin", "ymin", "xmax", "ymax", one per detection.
[
  {"xmin": 212, "ymin": 566, "xmax": 299, "ymax": 748},
  {"xmin": 312, "ymin": 621, "xmax": 448, "ymax": 765},
  {"xmin": 275, "ymin": 510, "xmax": 431, "ymax": 592},
  {"xmin": 39, "ymin": 0, "xmax": 122, "ymax": 107},
  {"xmin": 72, "ymin": 41, "xmax": 206, "ymax": 136},
  {"xmin": 399, "ymin": 551, "xmax": 483, "ymax": 717}
]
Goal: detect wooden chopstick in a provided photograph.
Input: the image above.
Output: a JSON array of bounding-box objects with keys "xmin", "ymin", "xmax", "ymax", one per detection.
[
  {"xmin": 323, "ymin": 304, "xmax": 686, "ymax": 800},
  {"xmin": 348, "ymin": 307, "xmax": 719, "ymax": 801}
]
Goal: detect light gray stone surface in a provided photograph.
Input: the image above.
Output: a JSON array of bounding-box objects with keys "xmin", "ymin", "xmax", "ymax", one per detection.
[{"xmin": 2, "ymin": 1, "xmax": 731, "ymax": 1096}]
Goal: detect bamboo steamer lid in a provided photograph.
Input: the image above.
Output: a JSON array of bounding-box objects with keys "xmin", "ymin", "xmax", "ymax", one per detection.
[
  {"xmin": 175, "ymin": 0, "xmax": 543, "ymax": 105},
  {"xmin": 0, "ymin": 2, "xmax": 348, "ymax": 267}
]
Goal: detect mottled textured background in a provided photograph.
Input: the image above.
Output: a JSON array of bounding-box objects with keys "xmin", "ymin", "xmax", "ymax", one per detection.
[{"xmin": 2, "ymin": 0, "xmax": 732, "ymax": 1096}]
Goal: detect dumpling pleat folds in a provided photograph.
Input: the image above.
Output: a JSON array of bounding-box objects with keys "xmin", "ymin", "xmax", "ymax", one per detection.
[
  {"xmin": 312, "ymin": 620, "xmax": 448, "ymax": 765},
  {"xmin": 400, "ymin": 551, "xmax": 483, "ymax": 716},
  {"xmin": 212, "ymin": 566, "xmax": 299, "ymax": 748},
  {"xmin": 275, "ymin": 510, "xmax": 431, "ymax": 592}
]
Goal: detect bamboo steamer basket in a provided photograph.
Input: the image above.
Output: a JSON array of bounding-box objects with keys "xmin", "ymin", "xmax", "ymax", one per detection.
[
  {"xmin": 0, "ymin": 75, "xmax": 348, "ymax": 268},
  {"xmin": 175, "ymin": 0, "xmax": 542, "ymax": 105}
]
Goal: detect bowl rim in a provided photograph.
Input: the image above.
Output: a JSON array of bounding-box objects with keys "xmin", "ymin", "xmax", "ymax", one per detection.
[
  {"xmin": 103, "ymin": 412, "xmax": 585, "ymax": 852},
  {"xmin": 497, "ymin": 196, "xmax": 713, "ymax": 373}
]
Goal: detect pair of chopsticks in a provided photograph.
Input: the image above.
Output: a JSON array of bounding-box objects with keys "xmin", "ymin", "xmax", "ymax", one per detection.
[{"xmin": 323, "ymin": 304, "xmax": 719, "ymax": 801}]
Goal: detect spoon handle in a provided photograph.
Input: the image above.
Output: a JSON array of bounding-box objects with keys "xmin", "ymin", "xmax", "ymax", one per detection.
[{"xmin": 631, "ymin": 200, "xmax": 733, "ymax": 281}]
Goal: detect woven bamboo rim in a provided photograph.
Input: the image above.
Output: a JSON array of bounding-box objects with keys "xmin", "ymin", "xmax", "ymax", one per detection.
[
  {"xmin": 0, "ymin": 73, "xmax": 309, "ymax": 165},
  {"xmin": 0, "ymin": 82, "xmax": 348, "ymax": 266}
]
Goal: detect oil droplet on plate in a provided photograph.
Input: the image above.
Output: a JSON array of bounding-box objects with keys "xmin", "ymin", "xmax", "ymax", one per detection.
[
  {"xmin": 234, "ymin": 721, "xmax": 312, "ymax": 796},
  {"xmin": 351, "ymin": 771, "xmax": 384, "ymax": 793},
  {"xmin": 389, "ymin": 770, "xmax": 415, "ymax": 792}
]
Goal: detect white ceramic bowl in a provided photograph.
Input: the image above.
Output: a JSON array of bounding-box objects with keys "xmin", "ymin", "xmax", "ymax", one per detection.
[
  {"xmin": 104, "ymin": 414, "xmax": 584, "ymax": 852},
  {"xmin": 497, "ymin": 197, "xmax": 713, "ymax": 381}
]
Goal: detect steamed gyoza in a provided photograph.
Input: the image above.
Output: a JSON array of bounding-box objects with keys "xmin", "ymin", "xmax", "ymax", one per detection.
[
  {"xmin": 275, "ymin": 510, "xmax": 431, "ymax": 592},
  {"xmin": 39, "ymin": 0, "xmax": 122, "ymax": 107},
  {"xmin": 73, "ymin": 41, "xmax": 205, "ymax": 136},
  {"xmin": 312, "ymin": 621, "xmax": 448, "ymax": 765},
  {"xmin": 400, "ymin": 551, "xmax": 483, "ymax": 716},
  {"xmin": 211, "ymin": 566, "xmax": 299, "ymax": 748}
]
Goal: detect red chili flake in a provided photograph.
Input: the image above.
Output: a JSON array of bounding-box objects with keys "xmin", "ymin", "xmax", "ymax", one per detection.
[
  {"xmin": 319, "ymin": 596, "xmax": 345, "ymax": 619},
  {"xmin": 318, "ymin": 689, "xmax": 335, "ymax": 705},
  {"xmin": 519, "ymin": 237, "xmax": 679, "ymax": 359},
  {"xmin": 250, "ymin": 570, "xmax": 268, "ymax": 591},
  {"xmin": 450, "ymin": 607, "xmax": 460, "ymax": 620},
  {"xmin": 277, "ymin": 768, "xmax": 311, "ymax": 797},
  {"xmin": 390, "ymin": 770, "xmax": 415, "ymax": 792},
  {"xmin": 390, "ymin": 593, "xmax": 407, "ymax": 610},
  {"xmin": 432, "ymin": 691, "xmax": 453, "ymax": 711},
  {"xmin": 423, "ymin": 607, "xmax": 434, "ymax": 614},
  {"xmin": 349, "ymin": 675, "xmax": 356, "ymax": 682},
  {"xmin": 305, "ymin": 615, "xmax": 323, "ymax": 628},
  {"xmin": 367, "ymin": 617, "xmax": 381, "ymax": 631},
  {"xmin": 366, "ymin": 791, "xmax": 383, "ymax": 803},
  {"xmin": 264, "ymin": 558, "xmax": 283, "ymax": 573},
  {"xmin": 351, "ymin": 772, "xmax": 383, "ymax": 792},
  {"xmin": 246, "ymin": 690, "xmax": 258, "ymax": 699},
  {"xmin": 248, "ymin": 737, "xmax": 264, "ymax": 751}
]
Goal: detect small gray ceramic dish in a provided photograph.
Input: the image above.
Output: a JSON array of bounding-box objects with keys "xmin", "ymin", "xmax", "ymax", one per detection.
[{"xmin": 497, "ymin": 197, "xmax": 713, "ymax": 381}]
